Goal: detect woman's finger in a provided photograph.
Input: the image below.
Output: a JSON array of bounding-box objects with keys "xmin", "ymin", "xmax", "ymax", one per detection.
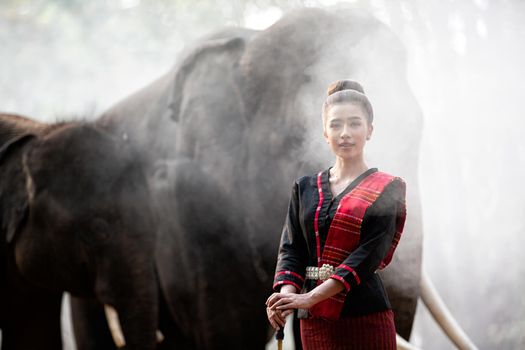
[
  {"xmin": 270, "ymin": 298, "xmax": 286, "ymax": 309},
  {"xmin": 271, "ymin": 297, "xmax": 292, "ymax": 310},
  {"xmin": 276, "ymin": 301, "xmax": 296, "ymax": 310},
  {"xmin": 282, "ymin": 309, "xmax": 294, "ymax": 318},
  {"xmin": 274, "ymin": 314, "xmax": 285, "ymax": 328},
  {"xmin": 269, "ymin": 307, "xmax": 284, "ymax": 320},
  {"xmin": 266, "ymin": 293, "xmax": 283, "ymax": 307},
  {"xmin": 272, "ymin": 314, "xmax": 284, "ymax": 329},
  {"xmin": 276, "ymin": 296, "xmax": 297, "ymax": 310},
  {"xmin": 265, "ymin": 293, "xmax": 274, "ymax": 305},
  {"xmin": 274, "ymin": 311, "xmax": 286, "ymax": 326},
  {"xmin": 268, "ymin": 308, "xmax": 287, "ymax": 327},
  {"xmin": 269, "ymin": 319, "xmax": 279, "ymax": 330}
]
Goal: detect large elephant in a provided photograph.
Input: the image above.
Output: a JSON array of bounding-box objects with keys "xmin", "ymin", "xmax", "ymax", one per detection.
[
  {"xmin": 74, "ymin": 5, "xmax": 478, "ymax": 350},
  {"xmin": 95, "ymin": 7, "xmax": 423, "ymax": 349},
  {"xmin": 0, "ymin": 113, "xmax": 159, "ymax": 350}
]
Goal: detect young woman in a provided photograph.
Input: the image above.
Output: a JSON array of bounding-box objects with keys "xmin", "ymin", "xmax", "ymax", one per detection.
[{"xmin": 266, "ymin": 80, "xmax": 406, "ymax": 349}]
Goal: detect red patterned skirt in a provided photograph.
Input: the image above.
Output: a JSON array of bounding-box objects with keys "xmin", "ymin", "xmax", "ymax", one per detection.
[{"xmin": 300, "ymin": 309, "xmax": 396, "ymax": 350}]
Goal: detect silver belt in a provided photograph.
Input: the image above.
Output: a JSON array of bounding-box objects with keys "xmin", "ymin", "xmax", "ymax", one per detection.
[{"xmin": 305, "ymin": 264, "xmax": 335, "ymax": 281}]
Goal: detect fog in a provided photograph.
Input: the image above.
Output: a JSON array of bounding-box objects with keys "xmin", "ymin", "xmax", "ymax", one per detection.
[
  {"xmin": 1, "ymin": 1, "xmax": 524, "ymax": 349},
  {"xmin": 378, "ymin": 2, "xmax": 525, "ymax": 348}
]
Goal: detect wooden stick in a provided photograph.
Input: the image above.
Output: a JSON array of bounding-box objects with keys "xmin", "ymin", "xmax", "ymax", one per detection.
[{"xmin": 276, "ymin": 328, "xmax": 284, "ymax": 350}]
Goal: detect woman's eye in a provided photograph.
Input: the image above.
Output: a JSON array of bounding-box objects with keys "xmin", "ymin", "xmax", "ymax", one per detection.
[
  {"xmin": 330, "ymin": 123, "xmax": 342, "ymax": 128},
  {"xmin": 351, "ymin": 122, "xmax": 361, "ymax": 127}
]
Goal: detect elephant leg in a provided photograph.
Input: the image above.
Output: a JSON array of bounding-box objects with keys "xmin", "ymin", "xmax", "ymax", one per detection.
[
  {"xmin": 2, "ymin": 255, "xmax": 62, "ymax": 350},
  {"xmin": 70, "ymin": 296, "xmax": 116, "ymax": 350},
  {"xmin": 156, "ymin": 286, "xmax": 192, "ymax": 350}
]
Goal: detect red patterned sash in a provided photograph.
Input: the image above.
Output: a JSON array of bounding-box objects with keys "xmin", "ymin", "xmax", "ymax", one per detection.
[{"xmin": 310, "ymin": 171, "xmax": 406, "ymax": 320}]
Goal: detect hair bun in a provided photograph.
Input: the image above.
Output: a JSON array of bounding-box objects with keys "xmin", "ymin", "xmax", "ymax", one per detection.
[{"xmin": 327, "ymin": 79, "xmax": 365, "ymax": 96}]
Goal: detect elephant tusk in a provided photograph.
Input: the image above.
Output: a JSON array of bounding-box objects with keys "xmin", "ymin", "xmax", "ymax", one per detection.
[
  {"xmin": 104, "ymin": 304, "xmax": 164, "ymax": 346},
  {"xmin": 396, "ymin": 333, "xmax": 421, "ymax": 350},
  {"xmin": 420, "ymin": 269, "xmax": 479, "ymax": 350},
  {"xmin": 156, "ymin": 330, "xmax": 165, "ymax": 343},
  {"xmin": 104, "ymin": 304, "xmax": 126, "ymax": 348}
]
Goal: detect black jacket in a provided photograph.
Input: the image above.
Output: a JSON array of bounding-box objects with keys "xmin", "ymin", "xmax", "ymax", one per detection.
[{"xmin": 273, "ymin": 168, "xmax": 406, "ymax": 317}]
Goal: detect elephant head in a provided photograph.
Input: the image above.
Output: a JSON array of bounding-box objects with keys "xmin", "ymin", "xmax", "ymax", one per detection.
[{"xmin": 0, "ymin": 113, "xmax": 158, "ymax": 350}]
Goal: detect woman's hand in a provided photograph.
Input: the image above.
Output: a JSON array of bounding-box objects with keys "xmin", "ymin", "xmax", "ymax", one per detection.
[
  {"xmin": 266, "ymin": 285, "xmax": 297, "ymax": 329},
  {"xmin": 266, "ymin": 306, "xmax": 293, "ymax": 330},
  {"xmin": 268, "ymin": 291, "xmax": 317, "ymax": 311},
  {"xmin": 267, "ymin": 279, "xmax": 345, "ymax": 315}
]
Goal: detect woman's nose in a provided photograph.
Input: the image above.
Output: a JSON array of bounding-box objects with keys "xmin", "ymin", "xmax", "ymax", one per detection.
[{"xmin": 340, "ymin": 124, "xmax": 350, "ymax": 138}]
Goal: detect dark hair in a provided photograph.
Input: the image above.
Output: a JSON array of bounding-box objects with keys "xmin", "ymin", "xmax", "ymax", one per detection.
[{"xmin": 322, "ymin": 80, "xmax": 374, "ymax": 124}]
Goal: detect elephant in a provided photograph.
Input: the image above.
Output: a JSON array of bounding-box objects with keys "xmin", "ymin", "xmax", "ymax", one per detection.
[
  {"xmin": 0, "ymin": 113, "xmax": 159, "ymax": 350},
  {"xmin": 82, "ymin": 6, "xmax": 475, "ymax": 350},
  {"xmin": 94, "ymin": 6, "xmax": 422, "ymax": 349}
]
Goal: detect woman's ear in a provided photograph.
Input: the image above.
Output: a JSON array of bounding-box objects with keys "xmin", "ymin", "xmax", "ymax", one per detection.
[{"xmin": 366, "ymin": 123, "xmax": 374, "ymax": 140}]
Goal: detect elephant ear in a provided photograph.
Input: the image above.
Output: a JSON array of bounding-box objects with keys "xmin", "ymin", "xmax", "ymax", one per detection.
[
  {"xmin": 0, "ymin": 133, "xmax": 37, "ymax": 243},
  {"xmin": 168, "ymin": 35, "xmax": 248, "ymax": 124},
  {"xmin": 0, "ymin": 113, "xmax": 45, "ymax": 147},
  {"xmin": 0, "ymin": 113, "xmax": 46, "ymax": 243},
  {"xmin": 163, "ymin": 34, "xmax": 253, "ymax": 179}
]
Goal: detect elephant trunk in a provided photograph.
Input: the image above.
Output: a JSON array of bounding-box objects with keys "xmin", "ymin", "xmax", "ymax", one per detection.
[
  {"xmin": 96, "ymin": 259, "xmax": 159, "ymax": 350},
  {"xmin": 420, "ymin": 269, "xmax": 478, "ymax": 350}
]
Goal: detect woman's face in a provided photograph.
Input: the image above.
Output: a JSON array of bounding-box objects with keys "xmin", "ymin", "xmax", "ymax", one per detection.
[{"xmin": 323, "ymin": 103, "xmax": 373, "ymax": 160}]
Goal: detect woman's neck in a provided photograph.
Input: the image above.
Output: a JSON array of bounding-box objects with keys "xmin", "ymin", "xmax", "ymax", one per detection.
[{"xmin": 330, "ymin": 156, "xmax": 368, "ymax": 182}]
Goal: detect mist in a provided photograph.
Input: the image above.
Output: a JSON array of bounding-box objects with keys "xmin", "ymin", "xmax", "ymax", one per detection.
[{"xmin": 1, "ymin": 1, "xmax": 524, "ymax": 349}]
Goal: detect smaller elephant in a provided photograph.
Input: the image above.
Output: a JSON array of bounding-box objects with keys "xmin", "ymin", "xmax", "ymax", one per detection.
[
  {"xmin": 67, "ymin": 158, "xmax": 273, "ymax": 350},
  {"xmin": 0, "ymin": 113, "xmax": 159, "ymax": 350}
]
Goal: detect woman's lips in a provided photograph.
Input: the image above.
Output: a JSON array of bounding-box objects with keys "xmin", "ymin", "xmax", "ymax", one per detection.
[{"xmin": 339, "ymin": 143, "xmax": 354, "ymax": 147}]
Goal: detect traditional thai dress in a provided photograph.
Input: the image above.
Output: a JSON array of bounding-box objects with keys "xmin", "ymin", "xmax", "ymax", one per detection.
[{"xmin": 273, "ymin": 168, "xmax": 406, "ymax": 350}]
